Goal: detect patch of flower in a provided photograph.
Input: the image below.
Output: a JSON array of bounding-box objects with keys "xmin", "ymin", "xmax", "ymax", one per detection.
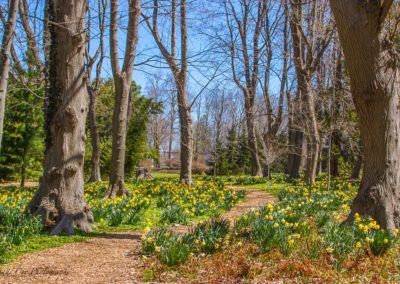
[
  {"xmin": 233, "ymin": 180, "xmax": 399, "ymax": 268},
  {"xmin": 141, "ymin": 218, "xmax": 231, "ymax": 266}
]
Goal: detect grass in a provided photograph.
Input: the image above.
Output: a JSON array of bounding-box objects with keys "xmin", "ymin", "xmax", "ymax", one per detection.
[
  {"xmin": 231, "ymin": 182, "xmax": 286, "ymax": 197},
  {"xmin": 0, "ymin": 232, "xmax": 89, "ymax": 265},
  {"xmin": 150, "ymin": 171, "xmax": 180, "ymax": 179}
]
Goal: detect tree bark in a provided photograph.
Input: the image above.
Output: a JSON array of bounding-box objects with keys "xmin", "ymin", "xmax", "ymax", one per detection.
[
  {"xmin": 88, "ymin": 86, "xmax": 102, "ymax": 182},
  {"xmin": 0, "ymin": 0, "xmax": 19, "ymax": 154},
  {"xmin": 107, "ymin": 75, "xmax": 131, "ymax": 197},
  {"xmin": 27, "ymin": 0, "xmax": 93, "ymax": 235},
  {"xmin": 350, "ymin": 139, "xmax": 363, "ymax": 180},
  {"xmin": 286, "ymin": 128, "xmax": 303, "ymax": 179},
  {"xmin": 245, "ymin": 96, "xmax": 262, "ymax": 176},
  {"xmin": 331, "ymin": 0, "xmax": 400, "ymax": 229},
  {"xmin": 177, "ymin": 84, "xmax": 193, "ymax": 183}
]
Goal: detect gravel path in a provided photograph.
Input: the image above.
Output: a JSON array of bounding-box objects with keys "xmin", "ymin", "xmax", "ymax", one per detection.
[{"xmin": 0, "ymin": 188, "xmax": 275, "ymax": 284}]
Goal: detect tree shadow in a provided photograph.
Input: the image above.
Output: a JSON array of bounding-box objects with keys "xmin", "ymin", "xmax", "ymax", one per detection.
[{"xmin": 87, "ymin": 232, "xmax": 142, "ymax": 240}]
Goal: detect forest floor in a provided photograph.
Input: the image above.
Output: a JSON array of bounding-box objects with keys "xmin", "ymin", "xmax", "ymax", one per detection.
[{"xmin": 0, "ymin": 188, "xmax": 275, "ymax": 283}]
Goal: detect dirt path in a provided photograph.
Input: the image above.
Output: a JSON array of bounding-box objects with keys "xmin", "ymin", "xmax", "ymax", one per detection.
[{"xmin": 0, "ymin": 188, "xmax": 275, "ymax": 284}]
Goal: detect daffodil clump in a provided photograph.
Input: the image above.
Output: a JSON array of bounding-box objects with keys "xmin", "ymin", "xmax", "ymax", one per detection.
[
  {"xmin": 0, "ymin": 187, "xmax": 41, "ymax": 259},
  {"xmin": 226, "ymin": 175, "xmax": 270, "ymax": 185},
  {"xmin": 155, "ymin": 180, "xmax": 244, "ymax": 224},
  {"xmin": 141, "ymin": 218, "xmax": 231, "ymax": 266},
  {"xmin": 84, "ymin": 179, "xmax": 244, "ymax": 227},
  {"xmin": 85, "ymin": 182, "xmax": 152, "ymax": 226},
  {"xmin": 233, "ymin": 180, "xmax": 399, "ymax": 267},
  {"xmin": 223, "ymin": 173, "xmax": 287, "ymax": 186}
]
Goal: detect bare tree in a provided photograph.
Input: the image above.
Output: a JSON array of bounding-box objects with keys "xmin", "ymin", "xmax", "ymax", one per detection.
[
  {"xmin": 287, "ymin": 0, "xmax": 333, "ymax": 183},
  {"xmin": 106, "ymin": 0, "xmax": 141, "ymax": 197},
  {"xmin": 259, "ymin": 0, "xmax": 288, "ymax": 178},
  {"xmin": 331, "ymin": 0, "xmax": 400, "ymax": 229},
  {"xmin": 27, "ymin": 0, "xmax": 92, "ymax": 234},
  {"xmin": 18, "ymin": 0, "xmax": 44, "ymax": 74},
  {"xmin": 223, "ymin": 0, "xmax": 266, "ymax": 176},
  {"xmin": 0, "ymin": 0, "xmax": 19, "ymax": 154},
  {"xmin": 86, "ymin": 0, "xmax": 107, "ymax": 182},
  {"xmin": 142, "ymin": 0, "xmax": 193, "ymax": 183}
]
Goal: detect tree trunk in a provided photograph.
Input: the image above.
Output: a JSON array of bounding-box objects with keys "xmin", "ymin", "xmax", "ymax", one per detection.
[
  {"xmin": 286, "ymin": 128, "xmax": 303, "ymax": 179},
  {"xmin": 350, "ymin": 152, "xmax": 362, "ymax": 180},
  {"xmin": 20, "ymin": 145, "xmax": 28, "ymax": 188},
  {"xmin": 304, "ymin": 134, "xmax": 320, "ymax": 184},
  {"xmin": 244, "ymin": 97, "xmax": 262, "ymax": 176},
  {"xmin": 107, "ymin": 0, "xmax": 140, "ymax": 197},
  {"xmin": 0, "ymin": 0, "xmax": 19, "ymax": 154},
  {"xmin": 300, "ymin": 74, "xmax": 320, "ymax": 184},
  {"xmin": 177, "ymin": 85, "xmax": 193, "ymax": 184},
  {"xmin": 330, "ymin": 133, "xmax": 340, "ymax": 178},
  {"xmin": 262, "ymin": 163, "xmax": 271, "ymax": 179},
  {"xmin": 106, "ymin": 76, "xmax": 130, "ymax": 197},
  {"xmin": 27, "ymin": 0, "xmax": 93, "ymax": 235},
  {"xmin": 331, "ymin": 0, "xmax": 400, "ymax": 229},
  {"xmin": 88, "ymin": 86, "xmax": 101, "ymax": 182}
]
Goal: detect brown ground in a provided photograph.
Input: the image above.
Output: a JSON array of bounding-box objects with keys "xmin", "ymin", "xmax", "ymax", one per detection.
[{"xmin": 0, "ymin": 188, "xmax": 275, "ymax": 284}]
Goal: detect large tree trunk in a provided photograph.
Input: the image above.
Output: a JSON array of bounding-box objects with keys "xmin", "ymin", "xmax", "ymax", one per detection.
[
  {"xmin": 177, "ymin": 85, "xmax": 193, "ymax": 184},
  {"xmin": 331, "ymin": 0, "xmax": 399, "ymax": 229},
  {"xmin": 106, "ymin": 76, "xmax": 130, "ymax": 197},
  {"xmin": 88, "ymin": 86, "xmax": 102, "ymax": 182},
  {"xmin": 27, "ymin": 0, "xmax": 93, "ymax": 235},
  {"xmin": 0, "ymin": 0, "xmax": 19, "ymax": 154}
]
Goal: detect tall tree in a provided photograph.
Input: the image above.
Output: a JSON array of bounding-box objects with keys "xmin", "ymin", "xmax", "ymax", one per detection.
[
  {"xmin": 86, "ymin": 0, "xmax": 107, "ymax": 182},
  {"xmin": 0, "ymin": 0, "xmax": 19, "ymax": 154},
  {"xmin": 143, "ymin": 0, "xmax": 193, "ymax": 183},
  {"xmin": 27, "ymin": 0, "xmax": 92, "ymax": 234},
  {"xmin": 287, "ymin": 0, "xmax": 333, "ymax": 183},
  {"xmin": 224, "ymin": 0, "xmax": 266, "ymax": 176},
  {"xmin": 106, "ymin": 0, "xmax": 141, "ymax": 197},
  {"xmin": 331, "ymin": 0, "xmax": 400, "ymax": 229},
  {"xmin": 260, "ymin": 1, "xmax": 288, "ymax": 178}
]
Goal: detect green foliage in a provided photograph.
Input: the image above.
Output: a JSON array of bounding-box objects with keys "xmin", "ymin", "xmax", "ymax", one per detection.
[
  {"xmin": 84, "ymin": 80, "xmax": 162, "ymax": 179},
  {"xmin": 142, "ymin": 228, "xmax": 191, "ymax": 266},
  {"xmin": 0, "ymin": 186, "xmax": 43, "ymax": 263},
  {"xmin": 160, "ymin": 205, "xmax": 190, "ymax": 225},
  {"xmin": 211, "ymin": 127, "xmax": 251, "ymax": 176},
  {"xmin": 0, "ymin": 77, "xmax": 44, "ymax": 181},
  {"xmin": 125, "ymin": 82, "xmax": 163, "ymax": 175},
  {"xmin": 142, "ymin": 218, "xmax": 230, "ymax": 265},
  {"xmin": 232, "ymin": 180, "xmax": 399, "ymax": 268},
  {"xmin": 184, "ymin": 218, "xmax": 230, "ymax": 254}
]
